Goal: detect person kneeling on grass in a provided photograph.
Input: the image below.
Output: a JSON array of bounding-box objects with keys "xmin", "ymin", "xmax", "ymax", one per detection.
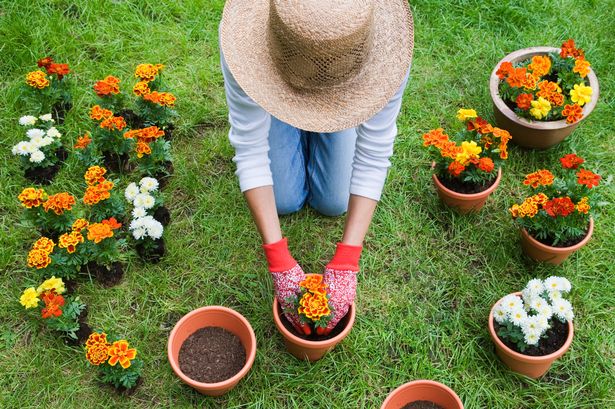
[{"xmin": 219, "ymin": 0, "xmax": 414, "ymax": 335}]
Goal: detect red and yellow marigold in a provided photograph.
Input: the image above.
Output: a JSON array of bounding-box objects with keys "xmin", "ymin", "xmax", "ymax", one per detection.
[
  {"xmin": 26, "ymin": 70, "xmax": 50, "ymax": 89},
  {"xmin": 576, "ymin": 169, "xmax": 601, "ymax": 189},
  {"xmin": 84, "ymin": 166, "xmax": 107, "ymax": 186},
  {"xmin": 18, "ymin": 187, "xmax": 47, "ymax": 208},
  {"xmin": 135, "ymin": 63, "xmax": 164, "ymax": 82},
  {"xmin": 43, "ymin": 192, "xmax": 76, "ymax": 215},
  {"xmin": 86, "ymin": 332, "xmax": 111, "ymax": 365},
  {"xmin": 300, "ymin": 275, "xmax": 328, "ymax": 296},
  {"xmin": 108, "ymin": 340, "xmax": 138, "ymax": 369},
  {"xmin": 523, "ymin": 170, "xmax": 554, "ymax": 188},
  {"xmin": 33, "ymin": 237, "xmax": 55, "ymax": 254},
  {"xmin": 298, "ymin": 292, "xmax": 331, "ymax": 321},
  {"xmin": 58, "ymin": 231, "xmax": 84, "ymax": 254}
]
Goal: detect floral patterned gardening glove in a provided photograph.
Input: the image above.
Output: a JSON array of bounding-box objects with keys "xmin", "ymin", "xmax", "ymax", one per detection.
[
  {"xmin": 262, "ymin": 237, "xmax": 307, "ymax": 334},
  {"xmin": 322, "ymin": 243, "xmax": 362, "ymax": 335}
]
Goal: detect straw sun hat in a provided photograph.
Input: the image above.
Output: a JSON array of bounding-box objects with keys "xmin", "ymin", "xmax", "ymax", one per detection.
[{"xmin": 220, "ymin": 0, "xmax": 414, "ymax": 133}]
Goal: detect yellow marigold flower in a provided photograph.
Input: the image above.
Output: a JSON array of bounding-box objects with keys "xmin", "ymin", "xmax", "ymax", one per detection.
[
  {"xmin": 456, "ymin": 108, "xmax": 477, "ymax": 121},
  {"xmin": 108, "ymin": 340, "xmax": 138, "ymax": 369},
  {"xmin": 84, "ymin": 166, "xmax": 107, "ymax": 186},
  {"xmin": 72, "ymin": 218, "xmax": 89, "ymax": 232},
  {"xmin": 298, "ymin": 292, "xmax": 331, "ymax": 321},
  {"xmin": 18, "ymin": 187, "xmax": 47, "ymax": 208},
  {"xmin": 299, "ymin": 275, "xmax": 328, "ymax": 296},
  {"xmin": 134, "ymin": 63, "xmax": 164, "ymax": 82},
  {"xmin": 32, "ymin": 237, "xmax": 55, "ymax": 254},
  {"xmin": 133, "ymin": 81, "xmax": 151, "ymax": 96},
  {"xmin": 531, "ymin": 193, "xmax": 549, "ymax": 206},
  {"xmin": 576, "ymin": 197, "xmax": 590, "ymax": 214},
  {"xmin": 455, "ymin": 141, "xmax": 482, "ymax": 166},
  {"xmin": 26, "ymin": 70, "xmax": 50, "ymax": 89},
  {"xmin": 58, "ymin": 232, "xmax": 84, "ymax": 254},
  {"xmin": 509, "ymin": 204, "xmax": 521, "ymax": 219},
  {"xmin": 529, "ymin": 97, "xmax": 551, "ymax": 120},
  {"xmin": 570, "ymin": 83, "xmax": 592, "ymax": 106},
  {"xmin": 86, "ymin": 332, "xmax": 111, "ymax": 366},
  {"xmin": 27, "ymin": 249, "xmax": 52, "ymax": 269},
  {"xmin": 20, "ymin": 287, "xmax": 40, "ymax": 309},
  {"xmin": 36, "ymin": 276, "xmax": 66, "ymax": 295},
  {"xmin": 573, "ymin": 58, "xmax": 591, "ymax": 78}
]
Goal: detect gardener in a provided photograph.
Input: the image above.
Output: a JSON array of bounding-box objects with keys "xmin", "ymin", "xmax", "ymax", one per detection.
[{"xmin": 219, "ymin": 0, "xmax": 413, "ymax": 335}]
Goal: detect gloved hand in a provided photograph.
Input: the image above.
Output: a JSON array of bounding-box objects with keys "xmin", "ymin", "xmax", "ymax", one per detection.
[
  {"xmin": 263, "ymin": 237, "xmax": 307, "ymax": 334},
  {"xmin": 322, "ymin": 242, "xmax": 362, "ymax": 335}
]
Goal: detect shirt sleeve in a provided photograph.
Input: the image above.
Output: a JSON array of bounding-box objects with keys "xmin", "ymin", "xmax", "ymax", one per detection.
[
  {"xmin": 350, "ymin": 70, "xmax": 410, "ymax": 201},
  {"xmin": 221, "ymin": 50, "xmax": 273, "ymax": 192}
]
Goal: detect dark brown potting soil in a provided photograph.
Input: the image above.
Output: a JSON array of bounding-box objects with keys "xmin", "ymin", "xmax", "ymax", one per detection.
[
  {"xmin": 136, "ymin": 238, "xmax": 166, "ymax": 264},
  {"xmin": 25, "ymin": 162, "xmax": 61, "ymax": 185},
  {"xmin": 439, "ymin": 174, "xmax": 497, "ymax": 194},
  {"xmin": 278, "ymin": 304, "xmax": 349, "ymax": 341},
  {"xmin": 401, "ymin": 401, "xmax": 445, "ymax": 409},
  {"xmin": 83, "ymin": 262, "xmax": 124, "ymax": 287},
  {"xmin": 154, "ymin": 161, "xmax": 174, "ymax": 189},
  {"xmin": 117, "ymin": 109, "xmax": 146, "ymax": 129},
  {"xmin": 178, "ymin": 327, "xmax": 246, "ymax": 383},
  {"xmin": 64, "ymin": 309, "xmax": 92, "ymax": 346},
  {"xmin": 530, "ymin": 227, "xmax": 589, "ymax": 248},
  {"xmin": 52, "ymin": 101, "xmax": 72, "ymax": 124},
  {"xmin": 102, "ymin": 151, "xmax": 131, "ymax": 173},
  {"xmin": 153, "ymin": 206, "xmax": 171, "ymax": 226},
  {"xmin": 495, "ymin": 318, "xmax": 569, "ymax": 356}
]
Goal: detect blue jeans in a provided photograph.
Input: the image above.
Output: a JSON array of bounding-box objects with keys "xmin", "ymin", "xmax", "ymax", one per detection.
[{"xmin": 268, "ymin": 117, "xmax": 357, "ymax": 216}]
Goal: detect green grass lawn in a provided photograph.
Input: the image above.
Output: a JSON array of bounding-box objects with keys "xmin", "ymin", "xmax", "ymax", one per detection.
[{"xmin": 1, "ymin": 1, "xmax": 614, "ymax": 408}]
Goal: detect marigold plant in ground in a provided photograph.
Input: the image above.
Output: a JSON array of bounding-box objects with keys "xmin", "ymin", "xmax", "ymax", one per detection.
[{"xmin": 85, "ymin": 331, "xmax": 143, "ymax": 389}]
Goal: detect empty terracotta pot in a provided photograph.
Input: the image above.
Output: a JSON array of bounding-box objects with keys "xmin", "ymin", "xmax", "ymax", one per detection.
[
  {"xmin": 490, "ymin": 46, "xmax": 599, "ymax": 149},
  {"xmin": 167, "ymin": 306, "xmax": 256, "ymax": 396},
  {"xmin": 272, "ymin": 283, "xmax": 355, "ymax": 361},
  {"xmin": 432, "ymin": 168, "xmax": 502, "ymax": 214},
  {"xmin": 488, "ymin": 292, "xmax": 574, "ymax": 378},
  {"xmin": 381, "ymin": 380, "xmax": 464, "ymax": 409},
  {"xmin": 520, "ymin": 217, "xmax": 594, "ymax": 265}
]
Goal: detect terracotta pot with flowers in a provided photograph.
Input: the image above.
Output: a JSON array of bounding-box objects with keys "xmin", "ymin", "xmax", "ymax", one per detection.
[
  {"xmin": 23, "ymin": 56, "xmax": 72, "ymax": 123},
  {"xmin": 510, "ymin": 154, "xmax": 601, "ymax": 264},
  {"xmin": 423, "ymin": 109, "xmax": 511, "ymax": 213},
  {"xmin": 489, "ymin": 277, "xmax": 574, "ymax": 378},
  {"xmin": 490, "ymin": 39, "xmax": 599, "ymax": 149}
]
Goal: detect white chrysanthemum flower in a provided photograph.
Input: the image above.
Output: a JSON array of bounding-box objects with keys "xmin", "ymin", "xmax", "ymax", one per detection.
[
  {"xmin": 147, "ymin": 220, "xmax": 164, "ymax": 239},
  {"xmin": 544, "ymin": 276, "xmax": 564, "ymax": 293},
  {"xmin": 139, "ymin": 177, "xmax": 159, "ymax": 192},
  {"xmin": 549, "ymin": 290, "xmax": 562, "ymax": 302},
  {"xmin": 557, "ymin": 277, "xmax": 572, "ymax": 293},
  {"xmin": 37, "ymin": 136, "xmax": 55, "ymax": 148},
  {"xmin": 523, "ymin": 328, "xmax": 540, "ymax": 346},
  {"xmin": 46, "ymin": 127, "xmax": 61, "ymax": 138},
  {"xmin": 529, "ymin": 297, "xmax": 548, "ymax": 312},
  {"xmin": 13, "ymin": 141, "xmax": 35, "ymax": 155},
  {"xmin": 522, "ymin": 315, "xmax": 542, "ymax": 333},
  {"xmin": 30, "ymin": 150, "xmax": 45, "ymax": 163},
  {"xmin": 19, "ymin": 115, "xmax": 37, "ymax": 126},
  {"xmin": 536, "ymin": 315, "xmax": 550, "ymax": 332},
  {"xmin": 30, "ymin": 135, "xmax": 44, "ymax": 148},
  {"xmin": 525, "ymin": 278, "xmax": 544, "ymax": 296},
  {"xmin": 134, "ymin": 193, "xmax": 155, "ymax": 209},
  {"xmin": 501, "ymin": 294, "xmax": 523, "ymax": 313},
  {"xmin": 538, "ymin": 304, "xmax": 553, "ymax": 320},
  {"xmin": 39, "ymin": 113, "xmax": 54, "ymax": 122},
  {"xmin": 26, "ymin": 128, "xmax": 46, "ymax": 139},
  {"xmin": 125, "ymin": 183, "xmax": 140, "ymax": 202},
  {"xmin": 132, "ymin": 227, "xmax": 146, "ymax": 240},
  {"xmin": 552, "ymin": 299, "xmax": 574, "ymax": 322},
  {"xmin": 493, "ymin": 303, "xmax": 508, "ymax": 324},
  {"xmin": 132, "ymin": 207, "xmax": 147, "ymax": 219},
  {"xmin": 509, "ymin": 307, "xmax": 527, "ymax": 326}
]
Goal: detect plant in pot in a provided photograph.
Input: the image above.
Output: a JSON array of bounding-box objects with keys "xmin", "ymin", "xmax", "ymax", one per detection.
[
  {"xmin": 422, "ymin": 109, "xmax": 511, "ymax": 213},
  {"xmin": 13, "ymin": 114, "xmax": 66, "ymax": 184},
  {"xmin": 132, "ymin": 63, "xmax": 177, "ymax": 137},
  {"xmin": 88, "ymin": 105, "xmax": 133, "ymax": 172},
  {"xmin": 509, "ymin": 153, "xmax": 601, "ymax": 264},
  {"xmin": 18, "ymin": 187, "xmax": 76, "ymax": 239},
  {"xmin": 167, "ymin": 306, "xmax": 256, "ymax": 396},
  {"xmin": 123, "ymin": 126, "xmax": 173, "ymax": 186},
  {"xmin": 273, "ymin": 274, "xmax": 356, "ymax": 361},
  {"xmin": 491, "ymin": 39, "xmax": 599, "ymax": 149},
  {"xmin": 19, "ymin": 276, "xmax": 91, "ymax": 345},
  {"xmin": 82, "ymin": 166, "xmax": 125, "ymax": 223},
  {"xmin": 81, "ymin": 218, "xmax": 126, "ymax": 287},
  {"xmin": 488, "ymin": 276, "xmax": 574, "ymax": 378},
  {"xmin": 23, "ymin": 57, "xmax": 72, "ymax": 123},
  {"xmin": 381, "ymin": 380, "xmax": 464, "ymax": 409},
  {"xmin": 85, "ymin": 331, "xmax": 144, "ymax": 395}
]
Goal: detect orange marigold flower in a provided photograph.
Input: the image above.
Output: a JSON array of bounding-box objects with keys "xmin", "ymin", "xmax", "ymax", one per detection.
[
  {"xmin": 90, "ymin": 105, "xmax": 114, "ymax": 121},
  {"xmin": 562, "ymin": 104, "xmax": 583, "ymax": 124},
  {"xmin": 87, "ymin": 222, "xmax": 114, "ymax": 243},
  {"xmin": 477, "ymin": 157, "xmax": 494, "ymax": 173},
  {"xmin": 143, "ymin": 91, "xmax": 176, "ymax": 107},
  {"xmin": 506, "ymin": 67, "xmax": 527, "ymax": 88},
  {"xmin": 531, "ymin": 193, "xmax": 549, "ymax": 206},
  {"xmin": 100, "ymin": 116, "xmax": 127, "ymax": 131},
  {"xmin": 108, "ymin": 340, "xmax": 138, "ymax": 369},
  {"xmin": 139, "ymin": 126, "xmax": 165, "ymax": 142},
  {"xmin": 93, "ymin": 75, "xmax": 120, "ymax": 96},
  {"xmin": 84, "ymin": 166, "xmax": 107, "ymax": 186},
  {"xmin": 422, "ymin": 128, "xmax": 449, "ymax": 148},
  {"xmin": 37, "ymin": 56, "xmax": 54, "ymax": 68},
  {"xmin": 133, "ymin": 81, "xmax": 151, "ymax": 96},
  {"xmin": 509, "ymin": 204, "xmax": 520, "ymax": 219},
  {"xmin": 496, "ymin": 61, "xmax": 514, "ymax": 80},
  {"xmin": 527, "ymin": 55, "xmax": 552, "ymax": 77},
  {"xmin": 544, "ymin": 197, "xmax": 575, "ymax": 217},
  {"xmin": 83, "ymin": 183, "xmax": 113, "ymax": 205},
  {"xmin": 300, "ymin": 275, "xmax": 328, "ymax": 296},
  {"xmin": 560, "ymin": 153, "xmax": 584, "ymax": 169},
  {"xmin": 18, "ymin": 187, "xmax": 47, "ymax": 208},
  {"xmin": 522, "ymin": 73, "xmax": 539, "ymax": 90},
  {"xmin": 123, "ymin": 129, "xmax": 141, "ymax": 140},
  {"xmin": 58, "ymin": 231, "xmax": 84, "ymax": 254},
  {"xmin": 519, "ymin": 199, "xmax": 539, "ymax": 218},
  {"xmin": 72, "ymin": 218, "xmax": 89, "ymax": 232},
  {"xmin": 576, "ymin": 197, "xmax": 590, "ymax": 214},
  {"xmin": 576, "ymin": 169, "xmax": 601, "ymax": 189},
  {"xmin": 40, "ymin": 291, "xmax": 65, "ymax": 319},
  {"xmin": 86, "ymin": 332, "xmax": 111, "ymax": 366},
  {"xmin": 26, "ymin": 70, "xmax": 50, "ymax": 89},
  {"xmin": 135, "ymin": 63, "xmax": 164, "ymax": 82},
  {"xmin": 440, "ymin": 141, "xmax": 462, "ymax": 159},
  {"xmin": 298, "ymin": 292, "xmax": 331, "ymax": 321},
  {"xmin": 33, "ymin": 237, "xmax": 55, "ymax": 254},
  {"xmin": 102, "ymin": 217, "xmax": 122, "ymax": 230},
  {"xmin": 549, "ymin": 92, "xmax": 564, "ymax": 107},
  {"xmin": 27, "ymin": 249, "xmax": 52, "ymax": 269},
  {"xmin": 560, "ymin": 39, "xmax": 584, "ymax": 59},
  {"xmin": 43, "ymin": 192, "xmax": 76, "ymax": 215},
  {"xmin": 523, "ymin": 170, "xmax": 554, "ymax": 188},
  {"xmin": 573, "ymin": 58, "xmax": 591, "ymax": 78},
  {"xmin": 516, "ymin": 93, "xmax": 533, "ymax": 110},
  {"xmin": 46, "ymin": 63, "xmax": 70, "ymax": 80},
  {"xmin": 136, "ymin": 140, "xmax": 152, "ymax": 158},
  {"xmin": 448, "ymin": 161, "xmax": 465, "ymax": 177},
  {"xmin": 74, "ymin": 133, "xmax": 92, "ymax": 150}
]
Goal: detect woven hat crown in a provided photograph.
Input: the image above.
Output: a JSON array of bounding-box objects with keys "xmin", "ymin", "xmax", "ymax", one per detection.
[{"xmin": 268, "ymin": 0, "xmax": 375, "ymax": 90}]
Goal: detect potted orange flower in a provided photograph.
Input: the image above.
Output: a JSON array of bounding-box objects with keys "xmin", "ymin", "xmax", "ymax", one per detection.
[
  {"xmin": 510, "ymin": 154, "xmax": 601, "ymax": 264},
  {"xmin": 490, "ymin": 39, "xmax": 599, "ymax": 148},
  {"xmin": 22, "ymin": 56, "xmax": 72, "ymax": 122},
  {"xmin": 423, "ymin": 109, "xmax": 511, "ymax": 213}
]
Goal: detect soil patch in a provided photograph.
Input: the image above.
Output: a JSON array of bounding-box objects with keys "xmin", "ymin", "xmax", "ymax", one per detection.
[
  {"xmin": 64, "ymin": 308, "xmax": 91, "ymax": 346},
  {"xmin": 83, "ymin": 262, "xmax": 124, "ymax": 287},
  {"xmin": 52, "ymin": 101, "xmax": 72, "ymax": 124},
  {"xmin": 136, "ymin": 238, "xmax": 166, "ymax": 264},
  {"xmin": 278, "ymin": 304, "xmax": 349, "ymax": 341},
  {"xmin": 154, "ymin": 161, "xmax": 174, "ymax": 189},
  {"xmin": 178, "ymin": 327, "xmax": 246, "ymax": 383},
  {"xmin": 117, "ymin": 109, "xmax": 146, "ymax": 129},
  {"xmin": 402, "ymin": 401, "xmax": 445, "ymax": 409},
  {"xmin": 154, "ymin": 206, "xmax": 171, "ymax": 226},
  {"xmin": 495, "ymin": 318, "xmax": 569, "ymax": 356},
  {"xmin": 438, "ymin": 174, "xmax": 497, "ymax": 194},
  {"xmin": 102, "ymin": 151, "xmax": 131, "ymax": 173}
]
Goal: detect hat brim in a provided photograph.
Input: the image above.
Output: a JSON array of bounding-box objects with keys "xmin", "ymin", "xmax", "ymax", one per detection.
[{"xmin": 220, "ymin": 0, "xmax": 414, "ymax": 133}]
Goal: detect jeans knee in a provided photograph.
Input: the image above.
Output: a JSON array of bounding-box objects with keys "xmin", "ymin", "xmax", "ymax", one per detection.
[
  {"xmin": 309, "ymin": 195, "xmax": 348, "ymax": 217},
  {"xmin": 276, "ymin": 196, "xmax": 306, "ymax": 215}
]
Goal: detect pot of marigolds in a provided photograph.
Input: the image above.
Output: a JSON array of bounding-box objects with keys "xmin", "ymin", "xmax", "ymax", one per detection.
[
  {"xmin": 423, "ymin": 109, "xmax": 510, "ymax": 214},
  {"xmin": 168, "ymin": 306, "xmax": 256, "ymax": 396},
  {"xmin": 490, "ymin": 39, "xmax": 599, "ymax": 149},
  {"xmin": 381, "ymin": 380, "xmax": 463, "ymax": 409},
  {"xmin": 489, "ymin": 277, "xmax": 575, "ymax": 378},
  {"xmin": 273, "ymin": 274, "xmax": 356, "ymax": 361},
  {"xmin": 509, "ymin": 153, "xmax": 600, "ymax": 265}
]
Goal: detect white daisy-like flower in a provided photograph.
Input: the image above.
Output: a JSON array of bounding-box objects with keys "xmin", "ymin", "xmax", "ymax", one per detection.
[
  {"xmin": 493, "ymin": 303, "xmax": 508, "ymax": 324},
  {"xmin": 538, "ymin": 304, "xmax": 553, "ymax": 320},
  {"xmin": 132, "ymin": 207, "xmax": 147, "ymax": 218},
  {"xmin": 522, "ymin": 315, "xmax": 542, "ymax": 333},
  {"xmin": 39, "ymin": 113, "xmax": 54, "ymax": 122},
  {"xmin": 26, "ymin": 128, "xmax": 46, "ymax": 139},
  {"xmin": 509, "ymin": 307, "xmax": 527, "ymax": 326},
  {"xmin": 147, "ymin": 220, "xmax": 164, "ymax": 239},
  {"xmin": 523, "ymin": 328, "xmax": 540, "ymax": 346},
  {"xmin": 30, "ymin": 135, "xmax": 44, "ymax": 148},
  {"xmin": 525, "ymin": 278, "xmax": 544, "ymax": 296},
  {"xmin": 13, "ymin": 141, "xmax": 35, "ymax": 155},
  {"xmin": 19, "ymin": 115, "xmax": 37, "ymax": 126},
  {"xmin": 557, "ymin": 277, "xmax": 572, "ymax": 293},
  {"xmin": 134, "ymin": 193, "xmax": 155, "ymax": 209},
  {"xmin": 549, "ymin": 290, "xmax": 562, "ymax": 302},
  {"xmin": 125, "ymin": 183, "xmax": 140, "ymax": 202},
  {"xmin": 46, "ymin": 127, "xmax": 61, "ymax": 138},
  {"xmin": 544, "ymin": 276, "xmax": 564, "ymax": 293},
  {"xmin": 501, "ymin": 294, "xmax": 523, "ymax": 313},
  {"xmin": 552, "ymin": 299, "xmax": 574, "ymax": 322},
  {"xmin": 536, "ymin": 314, "xmax": 550, "ymax": 332},
  {"xmin": 131, "ymin": 226, "xmax": 146, "ymax": 240},
  {"xmin": 139, "ymin": 177, "xmax": 159, "ymax": 192},
  {"xmin": 30, "ymin": 150, "xmax": 45, "ymax": 163},
  {"xmin": 529, "ymin": 297, "xmax": 548, "ymax": 312}
]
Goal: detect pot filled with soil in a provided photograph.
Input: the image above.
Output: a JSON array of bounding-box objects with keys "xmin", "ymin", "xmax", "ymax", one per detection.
[
  {"xmin": 490, "ymin": 46, "xmax": 599, "ymax": 149},
  {"xmin": 273, "ymin": 297, "xmax": 355, "ymax": 361},
  {"xmin": 488, "ymin": 292, "xmax": 574, "ymax": 378},
  {"xmin": 432, "ymin": 168, "xmax": 502, "ymax": 214},
  {"xmin": 381, "ymin": 380, "xmax": 464, "ymax": 409},
  {"xmin": 520, "ymin": 217, "xmax": 593, "ymax": 265},
  {"xmin": 167, "ymin": 306, "xmax": 256, "ymax": 396},
  {"xmin": 136, "ymin": 238, "xmax": 166, "ymax": 263}
]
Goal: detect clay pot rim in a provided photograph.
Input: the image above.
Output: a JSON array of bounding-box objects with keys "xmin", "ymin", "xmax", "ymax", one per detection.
[
  {"xmin": 521, "ymin": 217, "xmax": 594, "ymax": 254},
  {"xmin": 272, "ymin": 275, "xmax": 356, "ymax": 348},
  {"xmin": 167, "ymin": 305, "xmax": 257, "ymax": 389},
  {"xmin": 432, "ymin": 167, "xmax": 502, "ymax": 199},
  {"xmin": 488, "ymin": 292, "xmax": 574, "ymax": 363},
  {"xmin": 380, "ymin": 380, "xmax": 464, "ymax": 409},
  {"xmin": 489, "ymin": 46, "xmax": 600, "ymax": 131}
]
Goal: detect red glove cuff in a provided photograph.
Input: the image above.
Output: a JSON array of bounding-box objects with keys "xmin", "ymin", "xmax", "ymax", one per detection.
[
  {"xmin": 327, "ymin": 242, "xmax": 362, "ymax": 270},
  {"xmin": 262, "ymin": 237, "xmax": 297, "ymax": 272}
]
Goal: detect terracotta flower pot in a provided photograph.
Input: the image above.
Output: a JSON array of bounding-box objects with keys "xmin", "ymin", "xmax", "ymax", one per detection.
[
  {"xmin": 167, "ymin": 306, "xmax": 256, "ymax": 396},
  {"xmin": 272, "ymin": 282, "xmax": 355, "ymax": 361},
  {"xmin": 432, "ymin": 168, "xmax": 502, "ymax": 214},
  {"xmin": 520, "ymin": 217, "xmax": 594, "ymax": 265},
  {"xmin": 381, "ymin": 380, "xmax": 464, "ymax": 409},
  {"xmin": 490, "ymin": 46, "xmax": 600, "ymax": 149},
  {"xmin": 488, "ymin": 292, "xmax": 574, "ymax": 378}
]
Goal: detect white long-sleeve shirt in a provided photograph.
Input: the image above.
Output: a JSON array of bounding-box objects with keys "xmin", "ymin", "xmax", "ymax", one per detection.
[{"xmin": 221, "ymin": 53, "xmax": 408, "ymax": 201}]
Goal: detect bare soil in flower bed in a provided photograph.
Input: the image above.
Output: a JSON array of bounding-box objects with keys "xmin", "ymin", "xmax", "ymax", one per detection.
[
  {"xmin": 102, "ymin": 151, "xmax": 131, "ymax": 173},
  {"xmin": 136, "ymin": 238, "xmax": 166, "ymax": 263},
  {"xmin": 529, "ymin": 228, "xmax": 589, "ymax": 248},
  {"xmin": 402, "ymin": 401, "xmax": 445, "ymax": 409},
  {"xmin": 280, "ymin": 307, "xmax": 350, "ymax": 341},
  {"xmin": 24, "ymin": 147, "xmax": 69, "ymax": 185},
  {"xmin": 52, "ymin": 101, "xmax": 72, "ymax": 124},
  {"xmin": 178, "ymin": 327, "xmax": 246, "ymax": 383},
  {"xmin": 64, "ymin": 307, "xmax": 91, "ymax": 346},
  {"xmin": 154, "ymin": 161, "xmax": 174, "ymax": 190},
  {"xmin": 82, "ymin": 261, "xmax": 124, "ymax": 287},
  {"xmin": 117, "ymin": 109, "xmax": 145, "ymax": 129},
  {"xmin": 154, "ymin": 206, "xmax": 171, "ymax": 226},
  {"xmin": 495, "ymin": 318, "xmax": 568, "ymax": 356},
  {"xmin": 438, "ymin": 174, "xmax": 497, "ymax": 194}
]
